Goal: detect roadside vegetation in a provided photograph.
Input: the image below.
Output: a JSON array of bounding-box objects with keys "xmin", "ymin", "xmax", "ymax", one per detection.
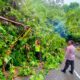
[{"xmin": 0, "ymin": 0, "xmax": 80, "ymax": 80}]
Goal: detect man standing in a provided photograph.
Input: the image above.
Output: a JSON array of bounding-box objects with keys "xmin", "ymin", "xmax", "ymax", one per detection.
[
  {"xmin": 35, "ymin": 39, "xmax": 41, "ymax": 61},
  {"xmin": 61, "ymin": 40, "xmax": 76, "ymax": 74}
]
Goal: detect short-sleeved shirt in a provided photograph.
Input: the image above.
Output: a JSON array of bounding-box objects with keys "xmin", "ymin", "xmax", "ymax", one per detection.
[
  {"xmin": 4, "ymin": 55, "xmax": 11, "ymax": 64},
  {"xmin": 35, "ymin": 45, "xmax": 40, "ymax": 52},
  {"xmin": 66, "ymin": 45, "xmax": 76, "ymax": 60}
]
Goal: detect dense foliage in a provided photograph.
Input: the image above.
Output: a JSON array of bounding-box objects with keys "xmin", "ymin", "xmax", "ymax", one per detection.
[
  {"xmin": 63, "ymin": 2, "xmax": 80, "ymax": 41},
  {"xmin": 0, "ymin": 0, "xmax": 80, "ymax": 79}
]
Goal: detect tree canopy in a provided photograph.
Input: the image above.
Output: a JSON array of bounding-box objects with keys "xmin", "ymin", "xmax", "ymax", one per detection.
[{"xmin": 0, "ymin": 0, "xmax": 80, "ymax": 79}]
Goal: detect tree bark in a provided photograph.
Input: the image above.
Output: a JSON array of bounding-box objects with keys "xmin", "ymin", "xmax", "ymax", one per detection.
[{"xmin": 0, "ymin": 16, "xmax": 25, "ymax": 27}]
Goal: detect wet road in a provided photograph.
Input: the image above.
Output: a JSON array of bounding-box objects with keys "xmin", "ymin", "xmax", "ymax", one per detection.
[{"xmin": 46, "ymin": 50, "xmax": 80, "ymax": 80}]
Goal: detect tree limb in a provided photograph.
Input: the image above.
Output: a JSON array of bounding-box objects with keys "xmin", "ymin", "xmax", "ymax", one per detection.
[{"xmin": 0, "ymin": 16, "xmax": 26, "ymax": 27}]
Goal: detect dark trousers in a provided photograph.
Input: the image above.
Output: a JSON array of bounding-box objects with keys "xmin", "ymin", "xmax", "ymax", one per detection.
[
  {"xmin": 63, "ymin": 60, "xmax": 74, "ymax": 73},
  {"xmin": 35, "ymin": 52, "xmax": 41, "ymax": 61}
]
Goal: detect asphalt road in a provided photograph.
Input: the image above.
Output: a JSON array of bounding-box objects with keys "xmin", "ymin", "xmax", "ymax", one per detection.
[{"xmin": 46, "ymin": 51, "xmax": 80, "ymax": 80}]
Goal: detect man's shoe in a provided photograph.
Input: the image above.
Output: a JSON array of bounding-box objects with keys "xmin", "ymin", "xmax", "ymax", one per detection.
[
  {"xmin": 69, "ymin": 71, "xmax": 73, "ymax": 75},
  {"xmin": 61, "ymin": 70, "xmax": 66, "ymax": 73}
]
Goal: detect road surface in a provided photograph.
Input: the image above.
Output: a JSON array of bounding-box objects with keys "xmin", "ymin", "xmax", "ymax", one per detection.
[{"xmin": 46, "ymin": 50, "xmax": 80, "ymax": 80}]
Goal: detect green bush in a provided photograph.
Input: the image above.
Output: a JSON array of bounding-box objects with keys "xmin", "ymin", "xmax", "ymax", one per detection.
[{"xmin": 0, "ymin": 70, "xmax": 6, "ymax": 80}]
